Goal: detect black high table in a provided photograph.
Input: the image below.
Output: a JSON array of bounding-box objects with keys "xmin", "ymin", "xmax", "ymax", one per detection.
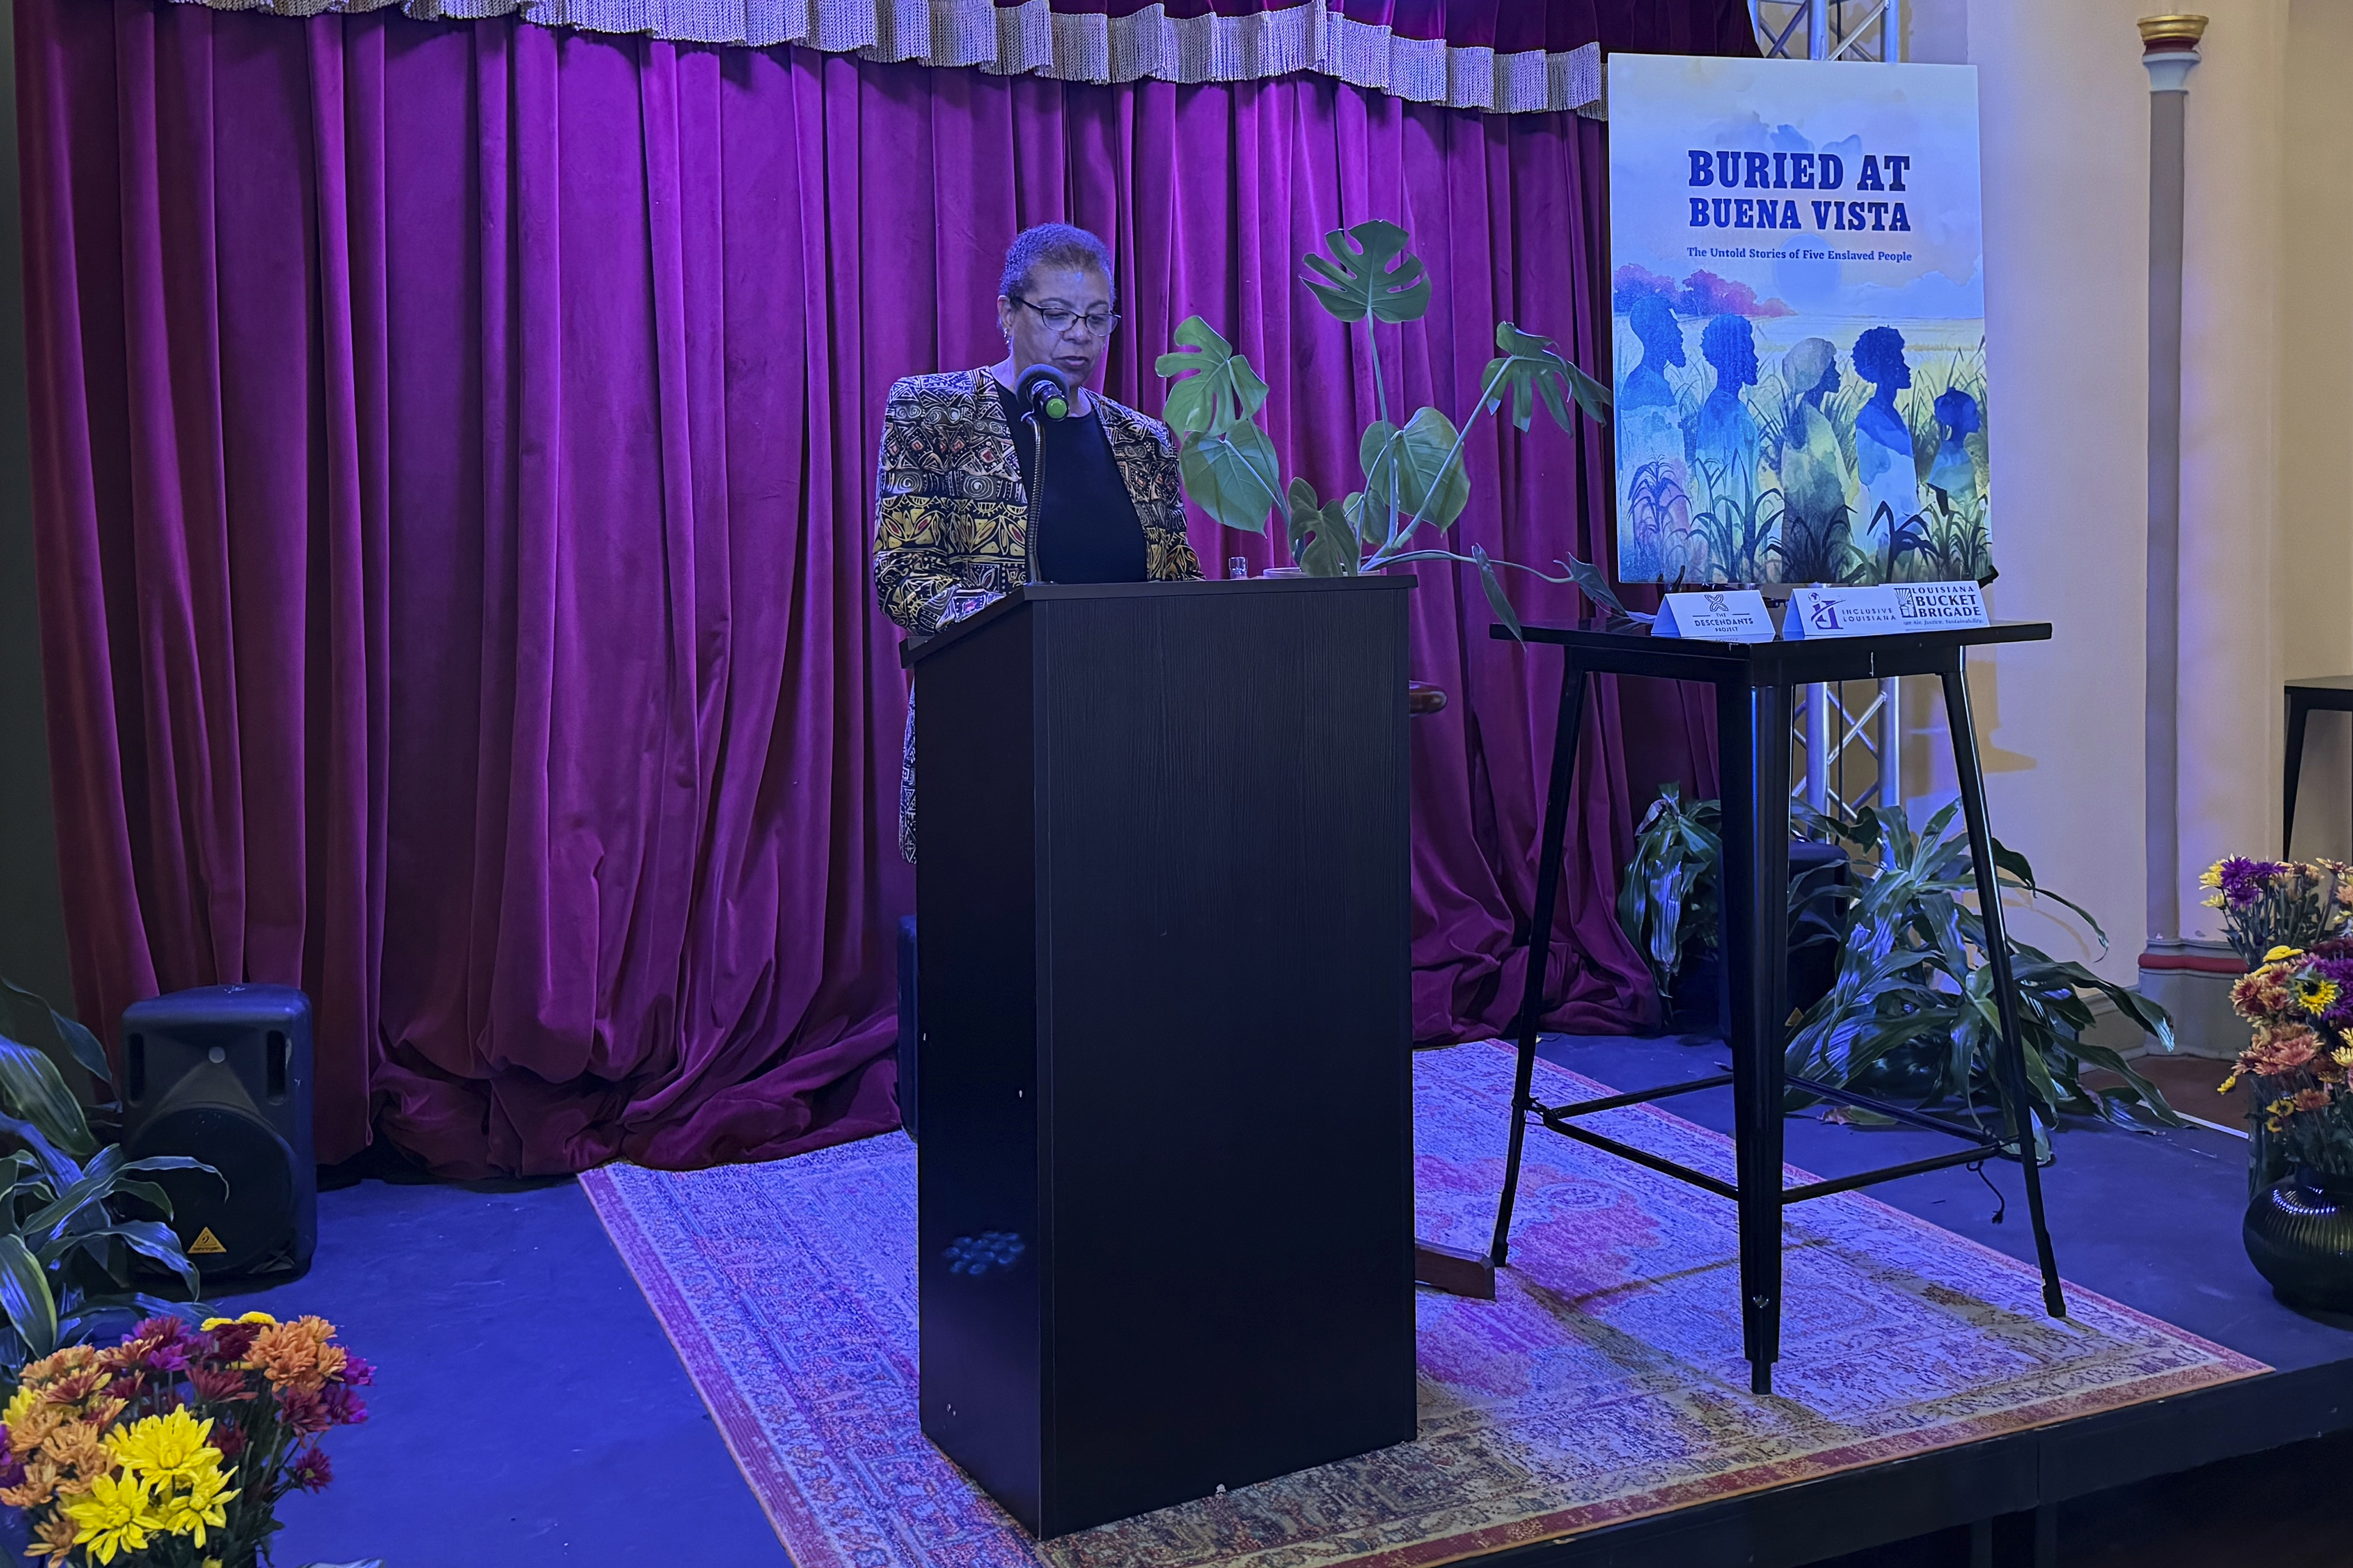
[{"xmin": 1486, "ymin": 618, "xmax": 2067, "ymax": 1396}]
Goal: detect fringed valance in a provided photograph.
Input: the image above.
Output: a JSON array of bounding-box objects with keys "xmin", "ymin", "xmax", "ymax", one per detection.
[{"xmin": 158, "ymin": 0, "xmax": 1622, "ymax": 113}]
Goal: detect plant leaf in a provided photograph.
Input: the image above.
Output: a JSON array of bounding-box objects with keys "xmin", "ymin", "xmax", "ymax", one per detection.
[
  {"xmin": 1176, "ymin": 422, "xmax": 1283, "ymax": 535},
  {"xmin": 1359, "ymin": 408, "xmax": 1470, "ymax": 533},
  {"xmin": 1298, "ymin": 498, "xmax": 1358, "ymax": 578},
  {"xmin": 0, "ymin": 1034, "xmax": 96, "ymax": 1159},
  {"xmin": 0, "ymin": 975, "xmax": 110, "ymax": 1087},
  {"xmin": 44, "ymin": 1220, "xmax": 201, "ymax": 1298},
  {"xmin": 1284, "ymin": 476, "xmax": 1321, "ymax": 561},
  {"xmin": 1473, "ymin": 545, "xmax": 1522, "ymax": 641},
  {"xmin": 56, "ymin": 1294, "xmax": 212, "ymax": 1345},
  {"xmin": 0, "ymin": 1111, "xmax": 82, "ymax": 1190},
  {"xmin": 0, "ymin": 1234, "xmax": 56, "ymax": 1357},
  {"xmin": 1482, "ymin": 321, "xmax": 1609, "ymax": 432},
  {"xmin": 1555, "ymin": 552, "xmax": 1635, "ymax": 624},
  {"xmin": 1155, "ymin": 316, "xmax": 1270, "ymax": 437},
  {"xmin": 1301, "ymin": 220, "xmax": 1430, "ymax": 325}
]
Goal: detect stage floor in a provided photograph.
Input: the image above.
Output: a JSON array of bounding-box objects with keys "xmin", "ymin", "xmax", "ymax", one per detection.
[
  {"xmin": 1507, "ymin": 1033, "xmax": 2353, "ymax": 1566},
  {"xmin": 27, "ymin": 1032, "xmax": 2339, "ymax": 1568}
]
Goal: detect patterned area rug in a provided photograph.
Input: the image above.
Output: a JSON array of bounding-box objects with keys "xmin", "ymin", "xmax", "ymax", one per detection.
[{"xmin": 581, "ymin": 1042, "xmax": 2265, "ymax": 1568}]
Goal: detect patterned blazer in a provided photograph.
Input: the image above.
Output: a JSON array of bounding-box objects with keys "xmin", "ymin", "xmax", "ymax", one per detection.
[
  {"xmin": 874, "ymin": 368, "xmax": 1203, "ymax": 859},
  {"xmin": 873, "ymin": 368, "xmax": 1202, "ymax": 635}
]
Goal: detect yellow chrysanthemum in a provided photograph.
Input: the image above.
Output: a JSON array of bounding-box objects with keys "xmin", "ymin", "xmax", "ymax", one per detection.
[
  {"xmin": 62, "ymin": 1472, "xmax": 163, "ymax": 1565},
  {"xmin": 197, "ymin": 1310, "xmax": 276, "ymax": 1332},
  {"xmin": 2201, "ymin": 865, "xmax": 2224, "ymax": 888},
  {"xmin": 156, "ymin": 1463, "xmax": 236, "ymax": 1546},
  {"xmin": 2267, "ymin": 945, "xmax": 2305, "ymax": 964},
  {"xmin": 104, "ymin": 1409, "xmax": 221, "ymax": 1489},
  {"xmin": 2220, "ymin": 1073, "xmax": 2240, "ymax": 1093}
]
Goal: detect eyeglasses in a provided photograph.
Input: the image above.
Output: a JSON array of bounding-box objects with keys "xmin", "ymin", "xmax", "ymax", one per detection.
[{"xmin": 1009, "ymin": 295, "xmax": 1120, "ymax": 339}]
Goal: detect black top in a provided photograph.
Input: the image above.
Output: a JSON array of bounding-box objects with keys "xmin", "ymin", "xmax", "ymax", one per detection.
[{"xmin": 995, "ymin": 383, "xmax": 1148, "ymax": 585}]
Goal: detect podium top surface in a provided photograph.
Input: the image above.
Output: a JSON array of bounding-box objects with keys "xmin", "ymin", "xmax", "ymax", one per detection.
[
  {"xmin": 1489, "ymin": 618, "xmax": 2052, "ymax": 685},
  {"xmin": 901, "ymin": 575, "xmax": 1414, "ymax": 669}
]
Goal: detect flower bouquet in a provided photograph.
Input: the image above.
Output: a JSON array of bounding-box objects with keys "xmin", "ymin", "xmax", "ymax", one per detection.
[
  {"xmin": 0, "ymin": 1312, "xmax": 371, "ymax": 1568},
  {"xmin": 2225, "ymin": 942, "xmax": 2353, "ymax": 1176},
  {"xmin": 2201, "ymin": 856, "xmax": 2353, "ymax": 966},
  {"xmin": 2204, "ymin": 857, "xmax": 2353, "ymax": 1183},
  {"xmin": 2226, "ymin": 938, "xmax": 2353, "ymax": 1308}
]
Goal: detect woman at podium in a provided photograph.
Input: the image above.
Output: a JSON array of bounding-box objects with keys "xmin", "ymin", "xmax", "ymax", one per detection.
[{"xmin": 874, "ymin": 223, "xmax": 1202, "ymax": 862}]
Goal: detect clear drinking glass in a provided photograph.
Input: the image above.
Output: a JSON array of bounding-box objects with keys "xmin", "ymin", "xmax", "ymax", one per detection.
[{"xmin": 1227, "ymin": 556, "xmax": 1250, "ymax": 580}]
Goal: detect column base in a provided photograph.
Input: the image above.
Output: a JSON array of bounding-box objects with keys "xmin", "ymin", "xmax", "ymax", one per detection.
[{"xmin": 2138, "ymin": 939, "xmax": 2249, "ymax": 1060}]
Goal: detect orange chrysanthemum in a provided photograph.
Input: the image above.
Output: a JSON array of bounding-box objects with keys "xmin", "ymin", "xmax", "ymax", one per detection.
[
  {"xmin": 2237, "ymin": 1022, "xmax": 2322, "ymax": 1079},
  {"xmin": 38, "ymin": 1420, "xmax": 112, "ymax": 1484},
  {"xmin": 0, "ymin": 1456, "xmax": 66, "ymax": 1512},
  {"xmin": 32, "ymin": 1507, "xmax": 78, "ymax": 1568},
  {"xmin": 245, "ymin": 1316, "xmax": 346, "ymax": 1396},
  {"xmin": 2234, "ymin": 963, "xmax": 2297, "ymax": 1022}
]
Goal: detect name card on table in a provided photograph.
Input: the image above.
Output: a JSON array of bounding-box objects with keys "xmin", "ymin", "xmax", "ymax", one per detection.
[
  {"xmin": 1653, "ymin": 589, "xmax": 1776, "ymax": 642},
  {"xmin": 1784, "ymin": 582, "xmax": 1991, "ymax": 640},
  {"xmin": 1891, "ymin": 581, "xmax": 1992, "ymax": 630}
]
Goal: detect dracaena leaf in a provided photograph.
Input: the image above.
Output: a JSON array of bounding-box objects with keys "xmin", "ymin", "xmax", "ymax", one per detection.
[
  {"xmin": 1176, "ymin": 422, "xmax": 1282, "ymax": 534},
  {"xmin": 0, "ymin": 1234, "xmax": 56, "ymax": 1357},
  {"xmin": 1155, "ymin": 316, "xmax": 1270, "ymax": 437},
  {"xmin": 0, "ymin": 1034, "xmax": 96, "ymax": 1159},
  {"xmin": 1301, "ymin": 220, "xmax": 1430, "ymax": 325},
  {"xmin": 1482, "ymin": 321, "xmax": 1609, "ymax": 432},
  {"xmin": 0, "ymin": 975, "xmax": 110, "ymax": 1088}
]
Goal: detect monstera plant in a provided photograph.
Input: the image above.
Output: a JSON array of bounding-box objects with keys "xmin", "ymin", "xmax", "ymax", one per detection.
[{"xmin": 1155, "ymin": 220, "xmax": 1628, "ymax": 630}]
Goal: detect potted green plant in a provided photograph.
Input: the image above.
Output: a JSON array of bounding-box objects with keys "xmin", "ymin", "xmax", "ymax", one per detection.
[
  {"xmin": 0, "ymin": 977, "xmax": 218, "ymax": 1380},
  {"xmin": 1782, "ymin": 802, "xmax": 2179, "ymax": 1147},
  {"xmin": 1155, "ymin": 220, "xmax": 1627, "ymax": 630}
]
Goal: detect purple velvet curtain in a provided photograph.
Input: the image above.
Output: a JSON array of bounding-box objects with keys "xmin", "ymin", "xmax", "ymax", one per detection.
[{"xmin": 15, "ymin": 0, "xmax": 1736, "ymax": 1176}]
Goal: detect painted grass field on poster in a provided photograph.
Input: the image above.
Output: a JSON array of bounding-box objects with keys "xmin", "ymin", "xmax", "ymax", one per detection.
[{"xmin": 1608, "ymin": 55, "xmax": 1989, "ymax": 586}]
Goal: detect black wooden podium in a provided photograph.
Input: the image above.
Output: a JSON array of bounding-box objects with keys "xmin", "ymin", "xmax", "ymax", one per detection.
[{"xmin": 905, "ymin": 576, "xmax": 1418, "ymax": 1538}]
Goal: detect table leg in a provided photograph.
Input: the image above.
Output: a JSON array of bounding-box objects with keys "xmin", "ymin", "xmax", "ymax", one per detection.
[
  {"xmin": 1489, "ymin": 658, "xmax": 1588, "ymax": 1269},
  {"xmin": 1942, "ymin": 668, "xmax": 2068, "ymax": 1319},
  {"xmin": 1718, "ymin": 678, "xmax": 1792, "ymax": 1395},
  {"xmin": 2284, "ymin": 691, "xmax": 2309, "ymax": 860}
]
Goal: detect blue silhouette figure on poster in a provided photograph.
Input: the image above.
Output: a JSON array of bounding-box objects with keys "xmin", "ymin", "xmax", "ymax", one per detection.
[
  {"xmin": 1851, "ymin": 326, "xmax": 1918, "ymax": 564},
  {"xmin": 1621, "ymin": 293, "xmax": 1685, "ymax": 411},
  {"xmin": 1687, "ymin": 315, "xmax": 1762, "ymax": 539},
  {"xmin": 1928, "ymin": 387, "xmax": 1981, "ymax": 503},
  {"xmin": 1775, "ymin": 337, "xmax": 1853, "ymax": 582},
  {"xmin": 1615, "ymin": 293, "xmax": 1698, "ymax": 579}
]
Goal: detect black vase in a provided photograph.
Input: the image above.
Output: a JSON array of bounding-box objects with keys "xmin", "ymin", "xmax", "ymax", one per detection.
[{"xmin": 2244, "ymin": 1166, "xmax": 2353, "ymax": 1312}]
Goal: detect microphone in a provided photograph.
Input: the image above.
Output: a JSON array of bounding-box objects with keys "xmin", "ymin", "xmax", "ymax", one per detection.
[{"xmin": 1015, "ymin": 363, "xmax": 1071, "ymax": 421}]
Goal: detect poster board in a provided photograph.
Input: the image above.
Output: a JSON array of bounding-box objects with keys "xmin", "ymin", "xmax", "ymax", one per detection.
[{"xmin": 1608, "ymin": 55, "xmax": 1989, "ymax": 586}]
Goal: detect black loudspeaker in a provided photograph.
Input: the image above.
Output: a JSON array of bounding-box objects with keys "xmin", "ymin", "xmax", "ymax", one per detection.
[{"xmin": 120, "ymin": 984, "xmax": 316, "ymax": 1282}]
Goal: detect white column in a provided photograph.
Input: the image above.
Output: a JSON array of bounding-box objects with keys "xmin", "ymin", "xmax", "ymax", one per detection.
[{"xmin": 2139, "ymin": 15, "xmax": 2201, "ymax": 952}]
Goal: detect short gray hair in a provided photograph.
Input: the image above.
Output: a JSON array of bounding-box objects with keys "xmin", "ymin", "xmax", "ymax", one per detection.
[{"xmin": 999, "ymin": 223, "xmax": 1115, "ymax": 303}]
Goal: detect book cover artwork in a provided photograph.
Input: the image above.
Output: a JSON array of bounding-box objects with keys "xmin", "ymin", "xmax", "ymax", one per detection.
[{"xmin": 1608, "ymin": 55, "xmax": 1989, "ymax": 586}]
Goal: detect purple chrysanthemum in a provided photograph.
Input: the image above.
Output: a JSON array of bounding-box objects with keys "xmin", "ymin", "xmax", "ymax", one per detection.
[{"xmin": 2217, "ymin": 856, "xmax": 2292, "ymax": 909}]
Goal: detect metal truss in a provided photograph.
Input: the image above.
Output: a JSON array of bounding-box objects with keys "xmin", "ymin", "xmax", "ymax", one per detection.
[
  {"xmin": 1749, "ymin": 1, "xmax": 1906, "ymax": 831},
  {"xmin": 1794, "ymin": 677, "xmax": 1902, "ymax": 832},
  {"xmin": 1750, "ymin": 0, "xmax": 1904, "ymax": 62}
]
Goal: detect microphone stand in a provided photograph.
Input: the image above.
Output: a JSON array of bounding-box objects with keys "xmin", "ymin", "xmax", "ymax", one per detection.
[{"xmin": 1024, "ymin": 409, "xmax": 1048, "ymax": 586}]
